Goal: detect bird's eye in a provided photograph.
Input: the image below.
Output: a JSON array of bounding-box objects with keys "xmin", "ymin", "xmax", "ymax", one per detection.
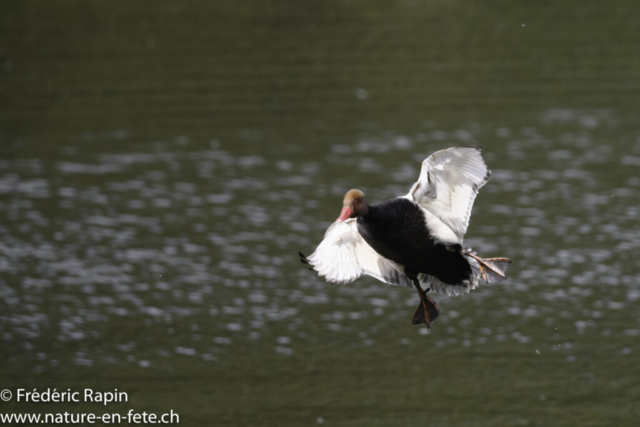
[{"xmin": 354, "ymin": 201, "xmax": 359, "ymax": 206}]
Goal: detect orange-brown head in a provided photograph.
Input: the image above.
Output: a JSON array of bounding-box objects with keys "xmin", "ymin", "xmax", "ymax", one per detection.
[{"xmin": 336, "ymin": 189, "xmax": 369, "ymax": 222}]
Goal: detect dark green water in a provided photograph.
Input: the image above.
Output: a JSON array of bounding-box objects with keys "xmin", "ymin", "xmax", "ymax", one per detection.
[{"xmin": 2, "ymin": 1, "xmax": 640, "ymax": 426}]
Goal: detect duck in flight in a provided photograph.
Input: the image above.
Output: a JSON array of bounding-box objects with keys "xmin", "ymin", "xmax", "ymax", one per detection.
[{"xmin": 299, "ymin": 146, "xmax": 511, "ymax": 328}]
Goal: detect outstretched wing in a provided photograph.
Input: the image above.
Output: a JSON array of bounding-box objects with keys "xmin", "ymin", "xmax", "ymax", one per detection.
[
  {"xmin": 406, "ymin": 146, "xmax": 490, "ymax": 243},
  {"xmin": 302, "ymin": 219, "xmax": 412, "ymax": 287}
]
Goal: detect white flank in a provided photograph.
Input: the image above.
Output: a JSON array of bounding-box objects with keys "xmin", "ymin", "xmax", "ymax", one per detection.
[{"xmin": 417, "ymin": 255, "xmax": 481, "ymax": 296}]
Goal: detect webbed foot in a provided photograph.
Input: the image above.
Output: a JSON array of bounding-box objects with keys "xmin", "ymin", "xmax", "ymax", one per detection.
[{"xmin": 411, "ymin": 292, "xmax": 440, "ymax": 328}]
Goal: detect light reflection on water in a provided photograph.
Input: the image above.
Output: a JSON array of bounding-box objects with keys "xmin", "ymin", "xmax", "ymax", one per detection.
[{"xmin": 1, "ymin": 109, "xmax": 639, "ymax": 374}]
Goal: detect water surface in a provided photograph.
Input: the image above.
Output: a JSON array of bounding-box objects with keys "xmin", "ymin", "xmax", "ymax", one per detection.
[{"xmin": 1, "ymin": 1, "xmax": 640, "ymax": 426}]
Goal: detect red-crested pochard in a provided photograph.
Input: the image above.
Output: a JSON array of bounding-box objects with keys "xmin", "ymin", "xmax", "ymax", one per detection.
[{"xmin": 300, "ymin": 146, "xmax": 511, "ymax": 328}]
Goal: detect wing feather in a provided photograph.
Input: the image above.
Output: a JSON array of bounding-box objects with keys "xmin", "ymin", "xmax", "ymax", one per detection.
[
  {"xmin": 306, "ymin": 219, "xmax": 412, "ymax": 288},
  {"xmin": 406, "ymin": 146, "xmax": 490, "ymax": 243}
]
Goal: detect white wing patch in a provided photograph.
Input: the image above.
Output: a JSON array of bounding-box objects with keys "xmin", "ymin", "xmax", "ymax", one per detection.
[
  {"xmin": 406, "ymin": 146, "xmax": 490, "ymax": 243},
  {"xmin": 306, "ymin": 219, "xmax": 413, "ymax": 288}
]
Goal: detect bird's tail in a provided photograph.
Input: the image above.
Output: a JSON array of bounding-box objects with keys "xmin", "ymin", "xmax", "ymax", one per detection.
[{"xmin": 463, "ymin": 250, "xmax": 511, "ymax": 284}]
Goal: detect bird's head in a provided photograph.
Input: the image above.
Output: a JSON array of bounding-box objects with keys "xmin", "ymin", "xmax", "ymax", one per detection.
[{"xmin": 337, "ymin": 189, "xmax": 369, "ymax": 222}]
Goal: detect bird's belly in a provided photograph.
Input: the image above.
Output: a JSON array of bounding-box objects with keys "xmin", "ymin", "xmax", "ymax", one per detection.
[{"xmin": 357, "ymin": 218, "xmax": 471, "ymax": 285}]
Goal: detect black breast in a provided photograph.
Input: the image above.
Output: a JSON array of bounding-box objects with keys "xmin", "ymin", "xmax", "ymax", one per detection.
[{"xmin": 356, "ymin": 198, "xmax": 472, "ymax": 285}]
